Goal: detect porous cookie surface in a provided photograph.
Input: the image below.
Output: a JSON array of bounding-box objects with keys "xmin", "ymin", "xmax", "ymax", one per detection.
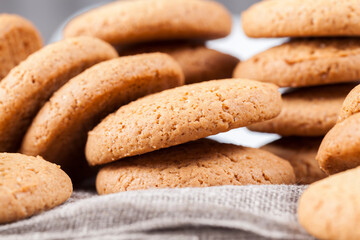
[
  {"xmin": 261, "ymin": 137, "xmax": 327, "ymax": 184},
  {"xmin": 0, "ymin": 14, "xmax": 43, "ymax": 80},
  {"xmin": 64, "ymin": 0, "xmax": 232, "ymax": 45},
  {"xmin": 317, "ymin": 113, "xmax": 360, "ymax": 175},
  {"xmin": 234, "ymin": 38, "xmax": 360, "ymax": 87},
  {"xmin": 298, "ymin": 167, "xmax": 360, "ymax": 240},
  {"xmin": 20, "ymin": 53, "xmax": 184, "ymax": 174},
  {"xmin": 0, "ymin": 37, "xmax": 117, "ymax": 152},
  {"xmin": 118, "ymin": 41, "xmax": 239, "ymax": 84},
  {"xmin": 242, "ymin": 0, "xmax": 360, "ymax": 38},
  {"xmin": 338, "ymin": 84, "xmax": 360, "ymax": 122},
  {"xmin": 248, "ymin": 84, "xmax": 356, "ymax": 136},
  {"xmin": 86, "ymin": 79, "xmax": 281, "ymax": 165},
  {"xmin": 0, "ymin": 153, "xmax": 72, "ymax": 224},
  {"xmin": 96, "ymin": 140, "xmax": 295, "ymax": 194}
]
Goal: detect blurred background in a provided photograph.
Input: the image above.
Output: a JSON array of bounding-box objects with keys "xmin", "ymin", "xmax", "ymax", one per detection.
[{"xmin": 0, "ymin": 0, "xmax": 259, "ymax": 42}]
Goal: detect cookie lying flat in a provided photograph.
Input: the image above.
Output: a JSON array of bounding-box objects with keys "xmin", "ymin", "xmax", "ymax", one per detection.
[
  {"xmin": 242, "ymin": 0, "xmax": 360, "ymax": 38},
  {"xmin": 21, "ymin": 53, "xmax": 184, "ymax": 174},
  {"xmin": 96, "ymin": 140, "xmax": 295, "ymax": 194},
  {"xmin": 0, "ymin": 14, "xmax": 42, "ymax": 80},
  {"xmin": 248, "ymin": 84, "xmax": 355, "ymax": 136},
  {"xmin": 86, "ymin": 79, "xmax": 281, "ymax": 165},
  {"xmin": 0, "ymin": 153, "xmax": 72, "ymax": 224},
  {"xmin": 298, "ymin": 167, "xmax": 360, "ymax": 240},
  {"xmin": 234, "ymin": 38, "xmax": 360, "ymax": 87},
  {"xmin": 118, "ymin": 41, "xmax": 239, "ymax": 84},
  {"xmin": 317, "ymin": 113, "xmax": 360, "ymax": 175},
  {"xmin": 261, "ymin": 137, "xmax": 327, "ymax": 184},
  {"xmin": 338, "ymin": 84, "xmax": 360, "ymax": 122},
  {"xmin": 64, "ymin": 0, "xmax": 231, "ymax": 45},
  {"xmin": 0, "ymin": 37, "xmax": 117, "ymax": 152}
]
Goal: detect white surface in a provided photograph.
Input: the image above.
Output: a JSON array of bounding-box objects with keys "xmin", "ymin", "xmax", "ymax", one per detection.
[
  {"xmin": 208, "ymin": 17, "xmax": 286, "ymax": 60},
  {"xmin": 52, "ymin": 14, "xmax": 286, "ymax": 148}
]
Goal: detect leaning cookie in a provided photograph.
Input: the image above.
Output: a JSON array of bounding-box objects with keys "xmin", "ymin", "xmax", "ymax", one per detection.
[
  {"xmin": 248, "ymin": 84, "xmax": 355, "ymax": 136},
  {"xmin": 118, "ymin": 41, "xmax": 239, "ymax": 84},
  {"xmin": 64, "ymin": 0, "xmax": 231, "ymax": 45},
  {"xmin": 86, "ymin": 79, "xmax": 282, "ymax": 165},
  {"xmin": 0, "ymin": 37, "xmax": 117, "ymax": 152},
  {"xmin": 338, "ymin": 84, "xmax": 360, "ymax": 122},
  {"xmin": 21, "ymin": 53, "xmax": 184, "ymax": 175},
  {"xmin": 234, "ymin": 38, "xmax": 360, "ymax": 87},
  {"xmin": 242, "ymin": 0, "xmax": 360, "ymax": 38},
  {"xmin": 261, "ymin": 137, "xmax": 327, "ymax": 184},
  {"xmin": 0, "ymin": 14, "xmax": 43, "ymax": 80},
  {"xmin": 298, "ymin": 167, "xmax": 360, "ymax": 240},
  {"xmin": 0, "ymin": 153, "xmax": 72, "ymax": 224},
  {"xmin": 317, "ymin": 113, "xmax": 360, "ymax": 175},
  {"xmin": 96, "ymin": 140, "xmax": 295, "ymax": 194}
]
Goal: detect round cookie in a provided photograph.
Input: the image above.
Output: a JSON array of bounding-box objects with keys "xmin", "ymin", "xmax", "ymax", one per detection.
[
  {"xmin": 242, "ymin": 0, "xmax": 360, "ymax": 38},
  {"xmin": 118, "ymin": 41, "xmax": 239, "ymax": 84},
  {"xmin": 248, "ymin": 83, "xmax": 356, "ymax": 136},
  {"xmin": 234, "ymin": 38, "xmax": 360, "ymax": 87},
  {"xmin": 317, "ymin": 113, "xmax": 360, "ymax": 175},
  {"xmin": 96, "ymin": 139, "xmax": 295, "ymax": 194},
  {"xmin": 338, "ymin": 84, "xmax": 360, "ymax": 122},
  {"xmin": 0, "ymin": 37, "xmax": 117, "ymax": 152},
  {"xmin": 0, "ymin": 14, "xmax": 43, "ymax": 80},
  {"xmin": 85, "ymin": 79, "xmax": 282, "ymax": 165},
  {"xmin": 261, "ymin": 137, "xmax": 327, "ymax": 184},
  {"xmin": 298, "ymin": 166, "xmax": 360, "ymax": 240},
  {"xmin": 20, "ymin": 53, "xmax": 184, "ymax": 175},
  {"xmin": 64, "ymin": 0, "xmax": 232, "ymax": 45},
  {"xmin": 0, "ymin": 153, "xmax": 72, "ymax": 224}
]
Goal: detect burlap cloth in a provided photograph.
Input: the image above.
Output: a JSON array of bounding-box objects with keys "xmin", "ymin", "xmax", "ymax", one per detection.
[{"xmin": 0, "ymin": 185, "xmax": 313, "ymax": 240}]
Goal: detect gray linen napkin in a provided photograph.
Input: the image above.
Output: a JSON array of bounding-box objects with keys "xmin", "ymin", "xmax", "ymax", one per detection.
[{"xmin": 0, "ymin": 185, "xmax": 313, "ymax": 240}]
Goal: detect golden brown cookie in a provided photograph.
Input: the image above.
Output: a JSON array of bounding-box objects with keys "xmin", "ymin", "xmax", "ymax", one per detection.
[
  {"xmin": 317, "ymin": 113, "xmax": 360, "ymax": 175},
  {"xmin": 118, "ymin": 41, "xmax": 239, "ymax": 84},
  {"xmin": 242, "ymin": 0, "xmax": 360, "ymax": 38},
  {"xmin": 234, "ymin": 38, "xmax": 360, "ymax": 87},
  {"xmin": 248, "ymin": 83, "xmax": 356, "ymax": 136},
  {"xmin": 64, "ymin": 0, "xmax": 232, "ymax": 45},
  {"xmin": 298, "ymin": 166, "xmax": 360, "ymax": 240},
  {"xmin": 85, "ymin": 79, "xmax": 282, "ymax": 165},
  {"xmin": 0, "ymin": 14, "xmax": 43, "ymax": 80},
  {"xmin": 96, "ymin": 140, "xmax": 295, "ymax": 194},
  {"xmin": 0, "ymin": 153, "xmax": 72, "ymax": 224},
  {"xmin": 0, "ymin": 37, "xmax": 117, "ymax": 152},
  {"xmin": 20, "ymin": 53, "xmax": 184, "ymax": 176},
  {"xmin": 261, "ymin": 137, "xmax": 327, "ymax": 184},
  {"xmin": 338, "ymin": 83, "xmax": 360, "ymax": 122}
]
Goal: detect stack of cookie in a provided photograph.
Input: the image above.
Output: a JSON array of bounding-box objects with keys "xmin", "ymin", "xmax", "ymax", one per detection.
[
  {"xmin": 235, "ymin": 0, "xmax": 360, "ymax": 184},
  {"xmin": 237, "ymin": 0, "xmax": 360, "ymax": 239},
  {"xmin": 85, "ymin": 79, "xmax": 296, "ymax": 193},
  {"xmin": 0, "ymin": 0, "xmax": 301, "ymax": 224},
  {"xmin": 49, "ymin": 0, "xmax": 295, "ymax": 191},
  {"xmin": 63, "ymin": 0, "xmax": 240, "ymax": 85},
  {"xmin": 301, "ymin": 60, "xmax": 360, "ymax": 240},
  {"xmin": 0, "ymin": 15, "xmax": 73, "ymax": 224}
]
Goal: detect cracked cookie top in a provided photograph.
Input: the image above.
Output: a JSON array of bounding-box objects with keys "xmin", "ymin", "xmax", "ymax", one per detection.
[
  {"xmin": 85, "ymin": 78, "xmax": 281, "ymax": 165},
  {"xmin": 242, "ymin": 0, "xmax": 360, "ymax": 38},
  {"xmin": 64, "ymin": 0, "xmax": 232, "ymax": 45},
  {"xmin": 234, "ymin": 38, "xmax": 360, "ymax": 87}
]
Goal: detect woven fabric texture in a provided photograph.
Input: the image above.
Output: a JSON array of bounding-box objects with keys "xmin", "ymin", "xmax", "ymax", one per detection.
[{"xmin": 0, "ymin": 185, "xmax": 313, "ymax": 240}]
